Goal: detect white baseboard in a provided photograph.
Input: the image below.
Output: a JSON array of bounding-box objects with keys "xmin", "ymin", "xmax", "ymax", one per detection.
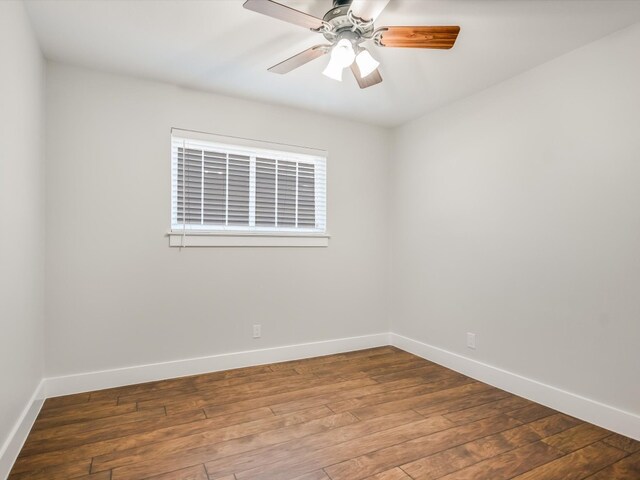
[
  {"xmin": 0, "ymin": 380, "xmax": 45, "ymax": 480},
  {"xmin": 43, "ymin": 333, "xmax": 391, "ymax": 398},
  {"xmin": 390, "ymin": 332, "xmax": 640, "ymax": 441}
]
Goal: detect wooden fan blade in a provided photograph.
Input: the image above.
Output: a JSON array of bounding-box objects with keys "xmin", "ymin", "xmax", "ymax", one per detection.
[
  {"xmin": 351, "ymin": 63, "xmax": 383, "ymax": 89},
  {"xmin": 268, "ymin": 45, "xmax": 329, "ymax": 74},
  {"xmin": 243, "ymin": 0, "xmax": 325, "ymax": 30},
  {"xmin": 376, "ymin": 26, "xmax": 461, "ymax": 49},
  {"xmin": 348, "ymin": 0, "xmax": 390, "ymax": 22}
]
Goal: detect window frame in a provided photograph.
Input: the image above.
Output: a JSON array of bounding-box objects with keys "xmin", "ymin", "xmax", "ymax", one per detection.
[{"xmin": 169, "ymin": 130, "xmax": 329, "ymax": 247}]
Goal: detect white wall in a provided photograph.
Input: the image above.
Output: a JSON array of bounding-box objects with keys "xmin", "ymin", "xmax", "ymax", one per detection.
[
  {"xmin": 391, "ymin": 23, "xmax": 640, "ymax": 415},
  {"xmin": 45, "ymin": 63, "xmax": 391, "ymax": 377},
  {"xmin": 0, "ymin": 0, "xmax": 45, "ymax": 461}
]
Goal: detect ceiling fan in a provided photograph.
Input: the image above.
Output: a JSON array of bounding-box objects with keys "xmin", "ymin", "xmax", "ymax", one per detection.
[{"xmin": 243, "ymin": 0, "xmax": 461, "ymax": 89}]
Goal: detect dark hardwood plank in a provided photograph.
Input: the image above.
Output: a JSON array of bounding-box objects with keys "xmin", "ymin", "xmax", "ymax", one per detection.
[
  {"xmin": 441, "ymin": 395, "xmax": 532, "ymax": 424},
  {"xmin": 117, "ymin": 383, "xmax": 199, "ymax": 405},
  {"xmin": 401, "ymin": 424, "xmax": 541, "ymax": 479},
  {"xmin": 137, "ymin": 372, "xmax": 329, "ymax": 411},
  {"xmin": 23, "ymin": 409, "xmax": 195, "ymax": 455},
  {"xmin": 526, "ymin": 412, "xmax": 583, "ymax": 437},
  {"xmin": 21, "ymin": 406, "xmax": 168, "ymax": 453},
  {"xmin": 512, "ymin": 441, "xmax": 627, "ymax": 479},
  {"xmin": 153, "ymin": 369, "xmax": 301, "ymax": 403},
  {"xmin": 321, "ymin": 360, "xmax": 438, "ymax": 381},
  {"xmin": 14, "ymin": 408, "xmax": 264, "ymax": 471},
  {"xmin": 8, "ymin": 457, "xmax": 91, "ymax": 480},
  {"xmin": 36, "ymin": 398, "xmax": 119, "ymax": 417},
  {"xmin": 68, "ymin": 472, "xmax": 112, "ymax": 480},
  {"xmin": 144, "ymin": 464, "xmax": 209, "ymax": 480},
  {"xmin": 328, "ymin": 371, "xmax": 470, "ymax": 414},
  {"xmin": 269, "ymin": 377, "xmax": 427, "ymax": 416},
  {"xmin": 268, "ymin": 346, "xmax": 399, "ymax": 371},
  {"xmin": 435, "ymin": 441, "xmax": 564, "ymax": 480},
  {"xmin": 41, "ymin": 392, "xmax": 91, "ymax": 410},
  {"xmin": 324, "ymin": 414, "xmax": 522, "ymax": 480},
  {"xmin": 234, "ymin": 415, "xmax": 455, "ymax": 480},
  {"xmin": 371, "ymin": 363, "xmax": 448, "ymax": 383},
  {"xmin": 506, "ymin": 402, "xmax": 558, "ymax": 423},
  {"xmin": 107, "ymin": 411, "xmax": 358, "ymax": 479},
  {"xmin": 120, "ymin": 413, "xmax": 434, "ymax": 480},
  {"xmin": 293, "ymin": 351, "xmax": 417, "ymax": 375},
  {"xmin": 202, "ymin": 377, "xmax": 376, "ymax": 418},
  {"xmin": 204, "ymin": 411, "xmax": 423, "ymax": 478},
  {"xmin": 542, "ymin": 423, "xmax": 612, "ymax": 453},
  {"xmin": 413, "ymin": 388, "xmax": 511, "ymax": 417},
  {"xmin": 94, "ymin": 406, "xmax": 342, "ymax": 474},
  {"xmin": 358, "ymin": 359, "xmax": 438, "ymax": 378},
  {"xmin": 602, "ymin": 432, "xmax": 640, "ymax": 453},
  {"xmin": 363, "ymin": 468, "xmax": 412, "ymax": 479},
  {"xmin": 89, "ymin": 364, "xmax": 277, "ymax": 402},
  {"xmin": 351, "ymin": 380, "xmax": 490, "ymax": 420},
  {"xmin": 290, "ymin": 470, "xmax": 330, "ymax": 480},
  {"xmin": 585, "ymin": 451, "xmax": 640, "ymax": 479},
  {"xmin": 31, "ymin": 402, "xmax": 137, "ymax": 430}
]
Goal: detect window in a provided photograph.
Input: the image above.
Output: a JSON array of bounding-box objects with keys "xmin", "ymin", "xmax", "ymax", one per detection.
[{"xmin": 170, "ymin": 131, "xmax": 327, "ymax": 246}]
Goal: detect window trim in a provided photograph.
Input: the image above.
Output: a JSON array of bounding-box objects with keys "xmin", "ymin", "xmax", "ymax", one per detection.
[
  {"xmin": 169, "ymin": 129, "xmax": 329, "ymax": 247},
  {"xmin": 167, "ymin": 231, "xmax": 330, "ymax": 248}
]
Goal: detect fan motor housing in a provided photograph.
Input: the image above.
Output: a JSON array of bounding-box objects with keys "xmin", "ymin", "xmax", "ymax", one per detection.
[
  {"xmin": 323, "ymin": 4, "xmax": 350, "ymax": 25},
  {"xmin": 323, "ymin": 0, "xmax": 373, "ymax": 43}
]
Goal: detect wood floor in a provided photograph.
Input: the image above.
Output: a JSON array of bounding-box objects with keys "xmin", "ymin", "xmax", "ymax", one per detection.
[{"xmin": 10, "ymin": 347, "xmax": 640, "ymax": 480}]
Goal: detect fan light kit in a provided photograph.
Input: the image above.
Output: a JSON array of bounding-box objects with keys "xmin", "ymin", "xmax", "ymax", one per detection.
[
  {"xmin": 323, "ymin": 39, "xmax": 357, "ymax": 81},
  {"xmin": 244, "ymin": 0, "xmax": 461, "ymax": 89}
]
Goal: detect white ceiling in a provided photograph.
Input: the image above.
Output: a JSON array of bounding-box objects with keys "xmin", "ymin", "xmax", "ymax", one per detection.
[{"xmin": 25, "ymin": 0, "xmax": 640, "ymax": 127}]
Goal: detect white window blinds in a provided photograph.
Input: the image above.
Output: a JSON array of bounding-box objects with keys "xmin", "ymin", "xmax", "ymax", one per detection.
[{"xmin": 171, "ymin": 135, "xmax": 326, "ymax": 234}]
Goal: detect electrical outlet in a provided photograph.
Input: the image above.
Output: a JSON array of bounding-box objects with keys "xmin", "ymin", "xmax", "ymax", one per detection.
[
  {"xmin": 253, "ymin": 324, "xmax": 261, "ymax": 339},
  {"xmin": 467, "ymin": 332, "xmax": 476, "ymax": 349}
]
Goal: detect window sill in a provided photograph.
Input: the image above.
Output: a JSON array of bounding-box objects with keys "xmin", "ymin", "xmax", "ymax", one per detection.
[{"xmin": 168, "ymin": 231, "xmax": 330, "ymax": 247}]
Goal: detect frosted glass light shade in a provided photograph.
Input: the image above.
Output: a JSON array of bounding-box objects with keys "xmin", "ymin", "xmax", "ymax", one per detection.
[
  {"xmin": 322, "ymin": 61, "xmax": 344, "ymax": 81},
  {"xmin": 355, "ymin": 49, "xmax": 379, "ymax": 77}
]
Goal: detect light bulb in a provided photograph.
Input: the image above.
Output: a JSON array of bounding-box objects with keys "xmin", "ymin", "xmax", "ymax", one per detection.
[
  {"xmin": 355, "ymin": 49, "xmax": 380, "ymax": 78},
  {"xmin": 322, "ymin": 39, "xmax": 356, "ymax": 82}
]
